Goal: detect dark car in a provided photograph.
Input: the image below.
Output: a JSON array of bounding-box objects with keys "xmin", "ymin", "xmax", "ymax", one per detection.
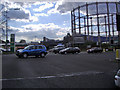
[
  {"xmin": 59, "ymin": 47, "xmax": 81, "ymax": 54},
  {"xmin": 87, "ymin": 47, "xmax": 103, "ymax": 53},
  {"xmin": 16, "ymin": 45, "xmax": 47, "ymax": 58},
  {"xmin": 53, "ymin": 47, "xmax": 65, "ymax": 54}
]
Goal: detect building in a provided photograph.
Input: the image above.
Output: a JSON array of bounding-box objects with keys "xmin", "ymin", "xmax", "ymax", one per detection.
[
  {"xmin": 41, "ymin": 37, "xmax": 63, "ymax": 49},
  {"xmin": 71, "ymin": 2, "xmax": 120, "ymax": 45},
  {"xmin": 63, "ymin": 33, "xmax": 85, "ymax": 47}
]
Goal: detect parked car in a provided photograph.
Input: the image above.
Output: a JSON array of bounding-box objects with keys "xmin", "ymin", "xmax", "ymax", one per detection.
[
  {"xmin": 16, "ymin": 45, "xmax": 47, "ymax": 58},
  {"xmin": 53, "ymin": 47, "xmax": 65, "ymax": 54},
  {"xmin": 0, "ymin": 48, "xmax": 10, "ymax": 52},
  {"xmin": 115, "ymin": 69, "xmax": 120, "ymax": 87},
  {"xmin": 87, "ymin": 47, "xmax": 103, "ymax": 53},
  {"xmin": 59, "ymin": 47, "xmax": 81, "ymax": 54},
  {"xmin": 49, "ymin": 48, "xmax": 55, "ymax": 52}
]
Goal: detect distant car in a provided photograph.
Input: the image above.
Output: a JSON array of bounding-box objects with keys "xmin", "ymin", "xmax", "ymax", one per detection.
[
  {"xmin": 0, "ymin": 48, "xmax": 10, "ymax": 52},
  {"xmin": 87, "ymin": 47, "xmax": 103, "ymax": 53},
  {"xmin": 53, "ymin": 47, "xmax": 65, "ymax": 54},
  {"xmin": 16, "ymin": 45, "xmax": 47, "ymax": 58},
  {"xmin": 0, "ymin": 48, "xmax": 5, "ymax": 52},
  {"xmin": 49, "ymin": 48, "xmax": 55, "ymax": 52},
  {"xmin": 59, "ymin": 47, "xmax": 81, "ymax": 54},
  {"xmin": 115, "ymin": 69, "xmax": 120, "ymax": 87}
]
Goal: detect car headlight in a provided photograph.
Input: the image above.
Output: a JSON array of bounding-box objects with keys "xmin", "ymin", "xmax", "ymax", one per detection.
[{"xmin": 19, "ymin": 51, "xmax": 22, "ymax": 53}]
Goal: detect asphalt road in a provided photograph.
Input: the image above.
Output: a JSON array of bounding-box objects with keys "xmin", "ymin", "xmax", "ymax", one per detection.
[{"xmin": 2, "ymin": 52, "xmax": 119, "ymax": 88}]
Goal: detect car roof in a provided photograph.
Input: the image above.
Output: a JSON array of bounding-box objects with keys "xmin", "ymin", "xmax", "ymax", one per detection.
[{"xmin": 29, "ymin": 45, "xmax": 45, "ymax": 46}]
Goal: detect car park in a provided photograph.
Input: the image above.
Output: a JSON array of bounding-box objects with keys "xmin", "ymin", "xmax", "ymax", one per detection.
[
  {"xmin": 16, "ymin": 45, "xmax": 47, "ymax": 58},
  {"xmin": 87, "ymin": 47, "xmax": 103, "ymax": 53},
  {"xmin": 115, "ymin": 69, "xmax": 120, "ymax": 87},
  {"xmin": 59, "ymin": 47, "xmax": 81, "ymax": 54}
]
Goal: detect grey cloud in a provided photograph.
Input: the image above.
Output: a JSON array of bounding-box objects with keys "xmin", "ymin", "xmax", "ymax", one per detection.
[
  {"xmin": 57, "ymin": 2, "xmax": 85, "ymax": 13},
  {"xmin": 57, "ymin": 2, "xmax": 118, "ymax": 14},
  {"xmin": 57, "ymin": 2, "xmax": 118, "ymax": 24},
  {"xmin": 14, "ymin": 2, "xmax": 24, "ymax": 6},
  {"xmin": 7, "ymin": 9, "xmax": 29, "ymax": 19},
  {"xmin": 10, "ymin": 27, "xmax": 64, "ymax": 42}
]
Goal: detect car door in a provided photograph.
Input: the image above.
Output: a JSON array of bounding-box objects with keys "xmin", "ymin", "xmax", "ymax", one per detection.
[
  {"xmin": 94, "ymin": 48, "xmax": 98, "ymax": 53},
  {"xmin": 29, "ymin": 46, "xmax": 36, "ymax": 56},
  {"xmin": 67, "ymin": 48, "xmax": 72, "ymax": 53},
  {"xmin": 34, "ymin": 46, "xmax": 39, "ymax": 55},
  {"xmin": 36, "ymin": 46, "xmax": 43, "ymax": 55},
  {"xmin": 71, "ymin": 48, "xmax": 75, "ymax": 53},
  {"xmin": 73, "ymin": 48, "xmax": 77, "ymax": 53}
]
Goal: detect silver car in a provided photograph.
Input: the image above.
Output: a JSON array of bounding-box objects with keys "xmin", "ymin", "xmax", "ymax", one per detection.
[{"xmin": 115, "ymin": 69, "xmax": 120, "ymax": 87}]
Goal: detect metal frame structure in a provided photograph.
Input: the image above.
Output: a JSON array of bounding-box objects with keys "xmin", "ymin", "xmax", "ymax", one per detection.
[{"xmin": 71, "ymin": 2, "xmax": 120, "ymax": 45}]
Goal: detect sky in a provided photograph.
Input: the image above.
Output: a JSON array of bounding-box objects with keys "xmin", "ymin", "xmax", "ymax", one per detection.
[{"xmin": 0, "ymin": 0, "xmax": 120, "ymax": 43}]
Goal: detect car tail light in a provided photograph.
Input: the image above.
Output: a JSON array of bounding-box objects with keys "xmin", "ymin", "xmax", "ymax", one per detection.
[{"xmin": 115, "ymin": 77, "xmax": 117, "ymax": 80}]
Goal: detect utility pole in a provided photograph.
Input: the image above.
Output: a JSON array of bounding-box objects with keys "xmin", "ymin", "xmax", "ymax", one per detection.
[
  {"xmin": 5, "ymin": 10, "xmax": 8, "ymax": 51},
  {"xmin": 5, "ymin": 2, "xmax": 8, "ymax": 51},
  {"xmin": 116, "ymin": 2, "xmax": 120, "ymax": 47}
]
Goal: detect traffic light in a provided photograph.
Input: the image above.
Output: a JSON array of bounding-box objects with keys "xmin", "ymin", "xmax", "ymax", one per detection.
[{"xmin": 116, "ymin": 14, "xmax": 120, "ymax": 31}]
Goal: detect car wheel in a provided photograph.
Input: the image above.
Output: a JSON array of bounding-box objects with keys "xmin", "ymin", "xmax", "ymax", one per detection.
[
  {"xmin": 76, "ymin": 51, "xmax": 79, "ymax": 54},
  {"xmin": 64, "ymin": 52, "xmax": 67, "ymax": 54},
  {"xmin": 40, "ymin": 53, "xmax": 45, "ymax": 58},
  {"xmin": 18, "ymin": 56, "xmax": 22, "ymax": 58},
  {"xmin": 23, "ymin": 53, "xmax": 28, "ymax": 58}
]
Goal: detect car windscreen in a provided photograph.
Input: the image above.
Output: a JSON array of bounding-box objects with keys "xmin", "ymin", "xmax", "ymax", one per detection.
[
  {"xmin": 24, "ymin": 45, "xmax": 33, "ymax": 50},
  {"xmin": 63, "ymin": 48, "xmax": 69, "ymax": 51},
  {"xmin": 24, "ymin": 46, "xmax": 30, "ymax": 50}
]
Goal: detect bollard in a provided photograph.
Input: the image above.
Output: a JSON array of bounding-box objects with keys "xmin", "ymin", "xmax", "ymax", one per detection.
[
  {"xmin": 116, "ymin": 49, "xmax": 120, "ymax": 60},
  {"xmin": 103, "ymin": 48, "xmax": 106, "ymax": 52},
  {"xmin": 106, "ymin": 49, "xmax": 108, "ymax": 52},
  {"xmin": 113, "ymin": 48, "xmax": 115, "ymax": 52}
]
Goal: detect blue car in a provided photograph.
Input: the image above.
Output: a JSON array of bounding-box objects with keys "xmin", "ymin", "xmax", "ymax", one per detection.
[{"xmin": 16, "ymin": 45, "xmax": 47, "ymax": 58}]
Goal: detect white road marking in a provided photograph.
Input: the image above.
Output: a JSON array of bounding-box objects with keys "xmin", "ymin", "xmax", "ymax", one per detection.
[{"xmin": 1, "ymin": 71, "xmax": 104, "ymax": 81}]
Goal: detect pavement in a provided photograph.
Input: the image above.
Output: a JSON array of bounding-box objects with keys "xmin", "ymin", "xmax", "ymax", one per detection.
[{"xmin": 2, "ymin": 52, "xmax": 119, "ymax": 88}]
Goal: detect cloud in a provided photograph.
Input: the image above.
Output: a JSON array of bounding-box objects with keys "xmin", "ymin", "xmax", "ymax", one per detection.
[
  {"xmin": 54, "ymin": 0, "xmax": 119, "ymax": 15},
  {"xmin": 55, "ymin": 1, "xmax": 85, "ymax": 13},
  {"xmin": 33, "ymin": 2, "xmax": 54, "ymax": 12},
  {"xmin": 7, "ymin": 0, "xmax": 120, "ymax": 3},
  {"xmin": 29, "ymin": 15, "xmax": 39, "ymax": 22},
  {"xmin": 1, "ymin": 1, "xmax": 39, "ymax": 22},
  {"xmin": 7, "ymin": 9, "xmax": 29, "ymax": 19},
  {"xmin": 33, "ymin": 2, "xmax": 46, "ymax": 6},
  {"xmin": 34, "ymin": 13, "xmax": 49, "ymax": 17},
  {"xmin": 9, "ymin": 23, "xmax": 70, "ymax": 42},
  {"xmin": 1, "ymin": 1, "xmax": 30, "ymax": 20},
  {"xmin": 47, "ymin": 8, "xmax": 59, "ymax": 15}
]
